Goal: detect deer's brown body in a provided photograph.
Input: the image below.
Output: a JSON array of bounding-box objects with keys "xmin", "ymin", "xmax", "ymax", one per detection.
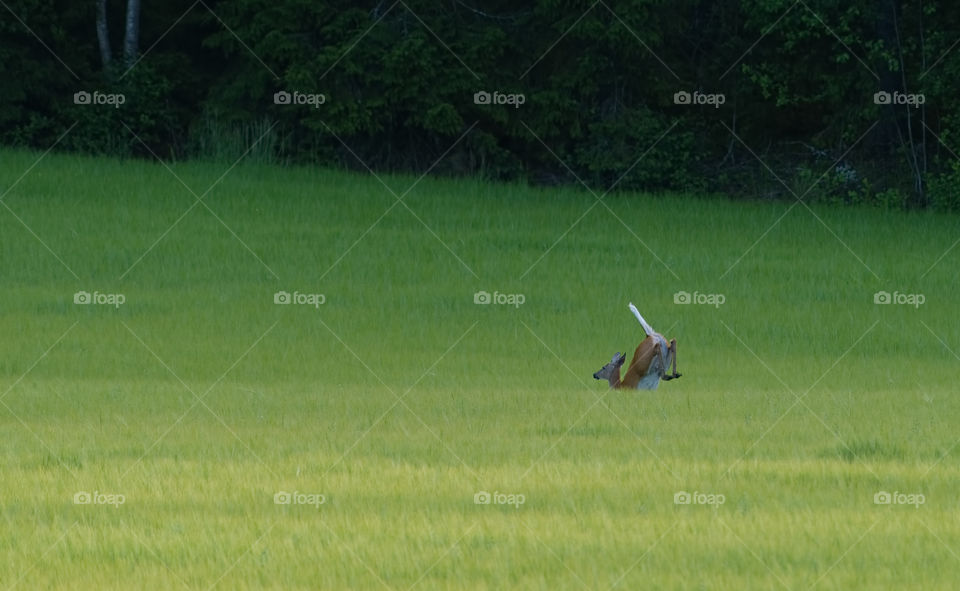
[{"xmin": 620, "ymin": 335, "xmax": 675, "ymax": 389}]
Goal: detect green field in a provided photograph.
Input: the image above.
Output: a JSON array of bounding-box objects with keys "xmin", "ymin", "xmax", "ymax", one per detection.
[{"xmin": 1, "ymin": 147, "xmax": 958, "ymax": 589}]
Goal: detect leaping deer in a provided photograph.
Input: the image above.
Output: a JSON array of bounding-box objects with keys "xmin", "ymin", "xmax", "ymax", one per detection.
[{"xmin": 593, "ymin": 303, "xmax": 681, "ymax": 390}]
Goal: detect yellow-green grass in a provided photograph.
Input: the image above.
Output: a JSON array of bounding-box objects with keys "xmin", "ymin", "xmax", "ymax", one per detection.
[{"xmin": 0, "ymin": 147, "xmax": 958, "ymax": 589}]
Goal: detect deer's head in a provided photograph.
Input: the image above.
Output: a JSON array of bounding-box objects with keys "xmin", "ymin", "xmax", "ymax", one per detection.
[{"xmin": 593, "ymin": 352, "xmax": 626, "ymax": 381}]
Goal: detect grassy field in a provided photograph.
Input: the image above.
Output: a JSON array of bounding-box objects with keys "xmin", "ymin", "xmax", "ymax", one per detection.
[{"xmin": 1, "ymin": 146, "xmax": 958, "ymax": 589}]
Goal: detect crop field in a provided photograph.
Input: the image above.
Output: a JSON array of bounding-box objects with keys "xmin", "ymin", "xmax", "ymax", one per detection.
[{"xmin": 1, "ymin": 147, "xmax": 958, "ymax": 589}]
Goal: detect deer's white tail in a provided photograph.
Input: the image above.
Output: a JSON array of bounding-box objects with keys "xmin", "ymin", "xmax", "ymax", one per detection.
[{"xmin": 628, "ymin": 302, "xmax": 656, "ymax": 337}]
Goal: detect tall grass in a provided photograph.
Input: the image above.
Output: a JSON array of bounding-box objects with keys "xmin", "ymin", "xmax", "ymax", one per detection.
[
  {"xmin": 0, "ymin": 147, "xmax": 958, "ymax": 589},
  {"xmin": 189, "ymin": 117, "xmax": 286, "ymax": 165}
]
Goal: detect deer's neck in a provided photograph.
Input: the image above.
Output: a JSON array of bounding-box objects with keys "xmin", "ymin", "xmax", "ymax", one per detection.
[{"xmin": 607, "ymin": 368, "xmax": 622, "ymax": 389}]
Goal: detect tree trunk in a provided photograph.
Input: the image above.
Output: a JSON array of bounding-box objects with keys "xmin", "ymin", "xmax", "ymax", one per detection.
[
  {"xmin": 96, "ymin": 0, "xmax": 111, "ymax": 70},
  {"xmin": 123, "ymin": 0, "xmax": 140, "ymax": 67}
]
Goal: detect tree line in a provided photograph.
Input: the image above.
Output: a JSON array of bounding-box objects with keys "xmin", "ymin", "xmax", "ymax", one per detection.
[{"xmin": 2, "ymin": 0, "xmax": 959, "ymax": 209}]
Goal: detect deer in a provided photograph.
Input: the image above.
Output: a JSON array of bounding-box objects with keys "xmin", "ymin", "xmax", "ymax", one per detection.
[{"xmin": 593, "ymin": 303, "xmax": 681, "ymax": 390}]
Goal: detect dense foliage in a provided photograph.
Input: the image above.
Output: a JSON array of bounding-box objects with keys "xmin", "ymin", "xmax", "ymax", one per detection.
[{"xmin": 2, "ymin": 0, "xmax": 959, "ymax": 208}]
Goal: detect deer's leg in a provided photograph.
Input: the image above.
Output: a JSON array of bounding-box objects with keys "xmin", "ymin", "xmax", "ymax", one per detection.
[
  {"xmin": 667, "ymin": 339, "xmax": 681, "ymax": 379},
  {"xmin": 659, "ymin": 339, "xmax": 680, "ymax": 380}
]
